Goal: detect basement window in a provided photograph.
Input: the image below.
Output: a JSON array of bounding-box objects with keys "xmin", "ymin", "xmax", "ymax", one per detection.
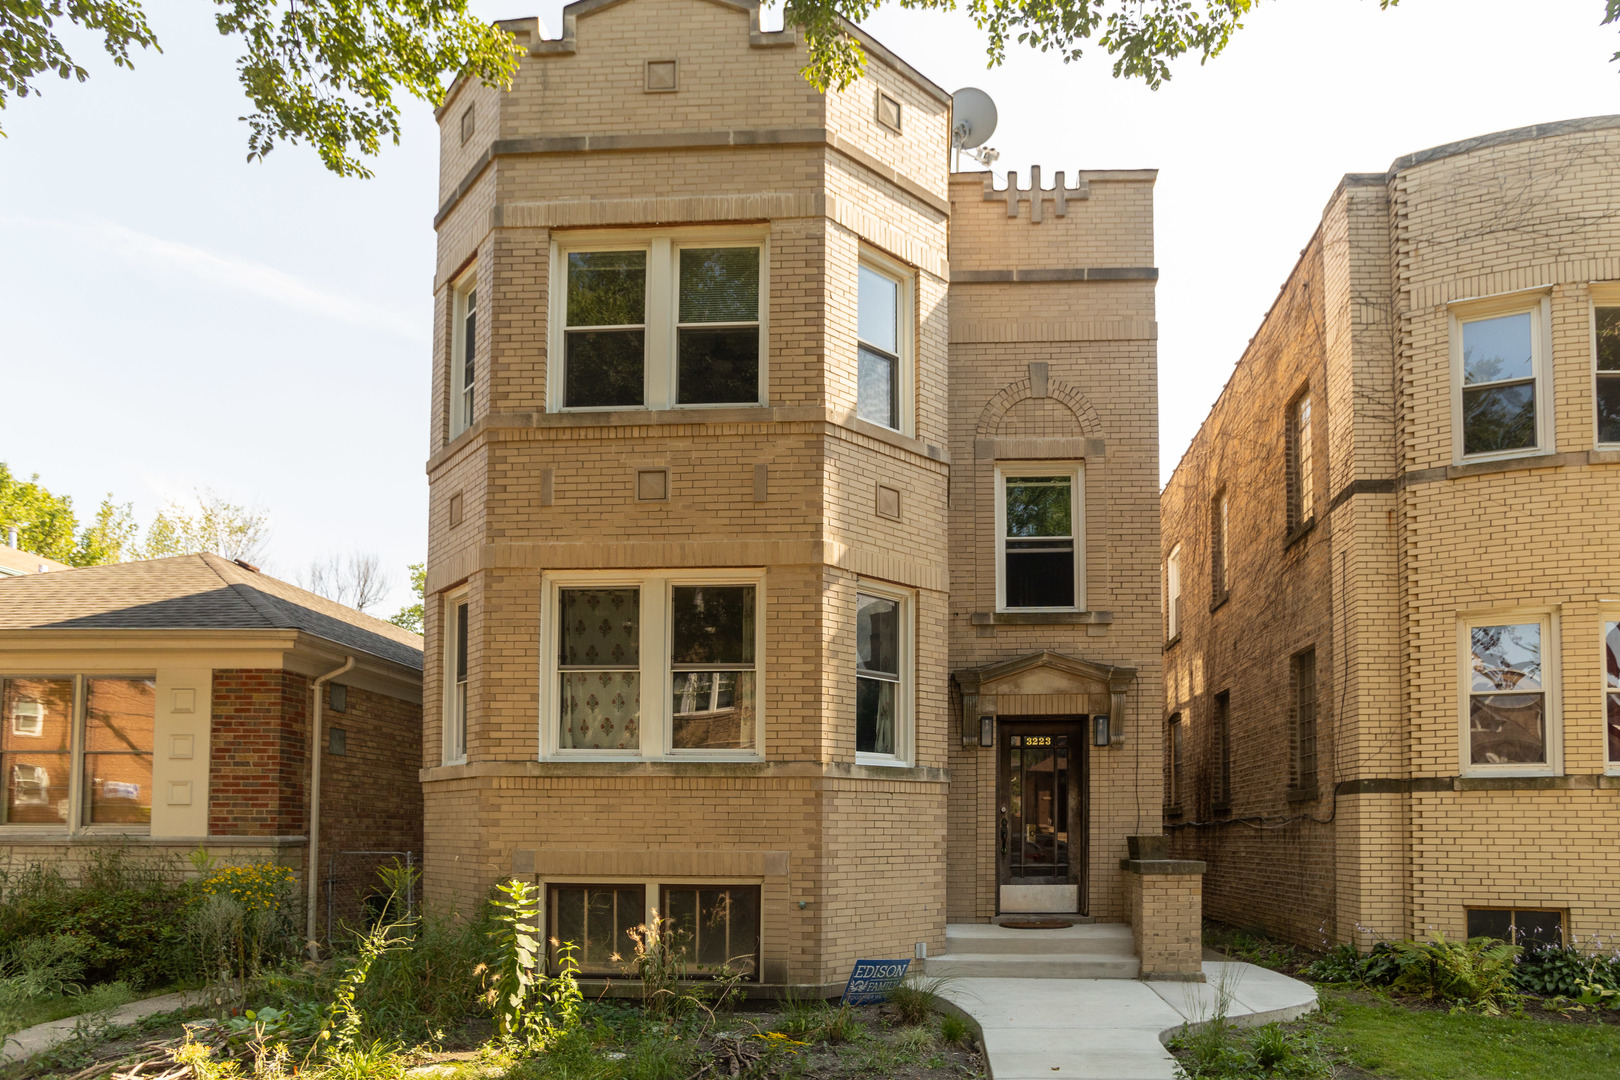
[
  {"xmin": 1466, "ymin": 908, "xmax": 1563, "ymax": 949},
  {"xmin": 662, "ymin": 885, "xmax": 760, "ymax": 979},
  {"xmin": 548, "ymin": 884, "xmax": 644, "ymax": 975}
]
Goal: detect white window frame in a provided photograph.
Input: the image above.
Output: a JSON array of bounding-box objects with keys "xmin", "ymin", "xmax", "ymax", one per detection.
[
  {"xmin": 1590, "ymin": 282, "xmax": 1620, "ymax": 448},
  {"xmin": 855, "ymin": 247, "xmax": 915, "ymax": 438},
  {"xmin": 443, "ymin": 590, "xmax": 469, "ymax": 765},
  {"xmin": 1449, "ymin": 289, "xmax": 1554, "ymax": 463},
  {"xmin": 1602, "ymin": 608, "xmax": 1620, "ymax": 776},
  {"xmin": 994, "ymin": 462, "xmax": 1085, "ymax": 613},
  {"xmin": 539, "ymin": 569, "xmax": 766, "ymax": 761},
  {"xmin": 548, "ymin": 228, "xmax": 770, "ymax": 414},
  {"xmin": 1166, "ymin": 545, "xmax": 1182, "ymax": 642},
  {"xmin": 1458, "ymin": 609, "xmax": 1560, "ymax": 778},
  {"xmin": 449, "ymin": 266, "xmax": 477, "ymax": 439},
  {"xmin": 853, "ymin": 578, "xmax": 914, "ymax": 768}
]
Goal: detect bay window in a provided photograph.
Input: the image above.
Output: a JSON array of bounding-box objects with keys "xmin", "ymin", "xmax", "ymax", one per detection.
[
  {"xmin": 544, "ymin": 572, "xmax": 763, "ymax": 758},
  {"xmin": 553, "ymin": 231, "xmax": 767, "ymax": 411},
  {"xmin": 1, "ymin": 675, "xmax": 154, "ymax": 828}
]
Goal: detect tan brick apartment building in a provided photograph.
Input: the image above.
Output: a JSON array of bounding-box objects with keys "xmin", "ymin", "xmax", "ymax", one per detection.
[
  {"xmin": 1161, "ymin": 116, "xmax": 1620, "ymax": 951},
  {"xmin": 423, "ymin": 0, "xmax": 1171, "ymax": 989}
]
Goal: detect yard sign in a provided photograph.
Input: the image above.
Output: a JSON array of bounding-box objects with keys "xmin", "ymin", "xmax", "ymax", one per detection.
[{"xmin": 840, "ymin": 958, "xmax": 911, "ymax": 1005}]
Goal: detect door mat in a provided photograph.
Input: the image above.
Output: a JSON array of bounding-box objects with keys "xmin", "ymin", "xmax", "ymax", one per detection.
[{"xmin": 999, "ymin": 919, "xmax": 1075, "ymax": 929}]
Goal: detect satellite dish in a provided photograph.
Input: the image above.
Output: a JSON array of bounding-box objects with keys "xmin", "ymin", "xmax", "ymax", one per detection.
[{"xmin": 951, "ymin": 87, "xmax": 998, "ymax": 150}]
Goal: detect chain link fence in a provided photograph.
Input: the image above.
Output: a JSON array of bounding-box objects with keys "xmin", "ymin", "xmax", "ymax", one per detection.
[{"xmin": 324, "ymin": 849, "xmax": 415, "ymax": 947}]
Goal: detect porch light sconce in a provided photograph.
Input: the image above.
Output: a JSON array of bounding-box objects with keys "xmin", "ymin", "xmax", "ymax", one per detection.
[
  {"xmin": 979, "ymin": 715, "xmax": 994, "ymax": 747},
  {"xmin": 1092, "ymin": 715, "xmax": 1110, "ymax": 747}
]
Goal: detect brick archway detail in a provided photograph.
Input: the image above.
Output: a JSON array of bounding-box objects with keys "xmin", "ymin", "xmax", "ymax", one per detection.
[{"xmin": 975, "ymin": 377, "xmax": 1102, "ymax": 440}]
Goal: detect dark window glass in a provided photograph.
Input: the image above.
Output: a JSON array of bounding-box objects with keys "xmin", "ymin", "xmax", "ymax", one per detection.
[
  {"xmin": 1213, "ymin": 691, "xmax": 1231, "ymax": 806},
  {"xmin": 1460, "ymin": 313, "xmax": 1536, "ymax": 455},
  {"xmin": 1293, "ymin": 650, "xmax": 1317, "ymax": 789},
  {"xmin": 461, "ymin": 285, "xmax": 476, "ymax": 429},
  {"xmin": 1598, "ymin": 308, "xmax": 1620, "ymax": 442},
  {"xmin": 1516, "ymin": 910, "xmax": 1564, "ymax": 949},
  {"xmin": 566, "ymin": 251, "xmax": 646, "ymax": 407},
  {"xmin": 677, "ymin": 248, "xmax": 760, "ymax": 404},
  {"xmin": 1606, "ymin": 622, "xmax": 1620, "ymax": 764},
  {"xmin": 670, "ymin": 586, "xmax": 755, "ymax": 751},
  {"xmin": 1466, "ymin": 908, "xmax": 1513, "ymax": 942},
  {"xmin": 661, "ymin": 885, "xmax": 759, "ymax": 979},
  {"xmin": 855, "ymin": 593, "xmax": 900, "ymax": 756},
  {"xmin": 549, "ymin": 885, "xmax": 643, "ymax": 974},
  {"xmin": 1462, "ymin": 383, "xmax": 1536, "ymax": 455},
  {"xmin": 1169, "ymin": 716, "xmax": 1183, "ymax": 808},
  {"xmin": 678, "ymin": 328, "xmax": 758, "ymax": 404}
]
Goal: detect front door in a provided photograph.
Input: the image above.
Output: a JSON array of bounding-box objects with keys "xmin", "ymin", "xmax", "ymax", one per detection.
[{"xmin": 996, "ymin": 718, "xmax": 1087, "ymax": 914}]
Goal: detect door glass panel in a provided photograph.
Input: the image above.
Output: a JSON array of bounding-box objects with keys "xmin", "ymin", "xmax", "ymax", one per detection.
[{"xmin": 1003, "ymin": 730, "xmax": 1071, "ymax": 881}]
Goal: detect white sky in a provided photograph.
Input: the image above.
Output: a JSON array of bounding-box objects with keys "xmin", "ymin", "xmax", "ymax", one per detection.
[{"xmin": 1, "ymin": 0, "xmax": 1616, "ymax": 614}]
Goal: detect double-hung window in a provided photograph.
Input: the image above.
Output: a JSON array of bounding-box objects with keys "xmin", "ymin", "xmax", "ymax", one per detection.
[
  {"xmin": 996, "ymin": 464, "xmax": 1083, "ymax": 611},
  {"xmin": 1463, "ymin": 616, "xmax": 1555, "ymax": 773},
  {"xmin": 1594, "ymin": 293, "xmax": 1620, "ymax": 445},
  {"xmin": 1290, "ymin": 649, "xmax": 1317, "ymax": 793},
  {"xmin": 554, "ymin": 232, "xmax": 767, "ymax": 411},
  {"xmin": 450, "ymin": 271, "xmax": 477, "ymax": 438},
  {"xmin": 443, "ymin": 595, "xmax": 469, "ymax": 764},
  {"xmin": 545, "ymin": 572, "xmax": 763, "ymax": 758},
  {"xmin": 1, "ymin": 676, "xmax": 154, "ymax": 828},
  {"xmin": 1451, "ymin": 293, "xmax": 1551, "ymax": 459},
  {"xmin": 857, "ymin": 261, "xmax": 904, "ymax": 430},
  {"xmin": 855, "ymin": 586, "xmax": 910, "ymax": 764},
  {"xmin": 1211, "ymin": 490, "xmax": 1229, "ymax": 604}
]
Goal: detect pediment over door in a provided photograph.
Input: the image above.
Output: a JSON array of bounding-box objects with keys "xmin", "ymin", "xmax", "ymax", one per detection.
[{"xmin": 953, "ymin": 650, "xmax": 1136, "ymax": 746}]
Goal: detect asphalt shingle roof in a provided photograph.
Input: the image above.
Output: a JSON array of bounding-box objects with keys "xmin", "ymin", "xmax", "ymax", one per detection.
[{"xmin": 0, "ymin": 554, "xmax": 423, "ymax": 671}]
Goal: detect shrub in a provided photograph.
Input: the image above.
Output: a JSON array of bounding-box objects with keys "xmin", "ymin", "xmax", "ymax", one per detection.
[
  {"xmin": 1304, "ymin": 943, "xmax": 1363, "ymax": 984},
  {"xmin": 0, "ymin": 846, "xmax": 195, "ymax": 988},
  {"xmin": 887, "ymin": 975, "xmax": 951, "ymax": 1026},
  {"xmin": 1514, "ymin": 944, "xmax": 1620, "ymax": 999},
  {"xmin": 1387, "ymin": 934, "xmax": 1520, "ymax": 1012}
]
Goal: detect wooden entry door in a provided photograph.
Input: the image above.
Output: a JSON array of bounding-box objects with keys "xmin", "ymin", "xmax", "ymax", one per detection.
[{"xmin": 997, "ymin": 718, "xmax": 1087, "ymax": 912}]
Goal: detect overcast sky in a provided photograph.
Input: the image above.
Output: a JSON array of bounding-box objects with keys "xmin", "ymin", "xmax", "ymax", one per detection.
[{"xmin": 1, "ymin": 0, "xmax": 1615, "ymax": 614}]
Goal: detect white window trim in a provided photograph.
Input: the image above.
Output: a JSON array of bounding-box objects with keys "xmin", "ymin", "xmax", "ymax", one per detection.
[
  {"xmin": 547, "ymin": 227, "xmax": 770, "ymax": 414},
  {"xmin": 449, "ymin": 266, "xmax": 477, "ymax": 439},
  {"xmin": 856, "ymin": 247, "xmax": 915, "ymax": 438},
  {"xmin": 1458, "ymin": 609, "xmax": 1560, "ymax": 778},
  {"xmin": 1590, "ymin": 282, "xmax": 1620, "ymax": 448},
  {"xmin": 1602, "ymin": 605, "xmax": 1620, "ymax": 776},
  {"xmin": 539, "ymin": 569, "xmax": 766, "ymax": 761},
  {"xmin": 1166, "ymin": 545, "xmax": 1182, "ymax": 642},
  {"xmin": 1449, "ymin": 289, "xmax": 1554, "ymax": 464},
  {"xmin": 443, "ymin": 590, "xmax": 469, "ymax": 765},
  {"xmin": 994, "ymin": 462, "xmax": 1085, "ymax": 613},
  {"xmin": 853, "ymin": 578, "xmax": 914, "ymax": 768}
]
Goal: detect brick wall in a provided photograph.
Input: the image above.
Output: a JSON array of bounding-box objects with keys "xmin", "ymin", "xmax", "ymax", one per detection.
[{"xmin": 210, "ymin": 669, "xmax": 309, "ymax": 836}]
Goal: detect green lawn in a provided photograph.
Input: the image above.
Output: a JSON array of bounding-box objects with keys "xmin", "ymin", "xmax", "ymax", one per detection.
[{"xmin": 1319, "ymin": 990, "xmax": 1620, "ymax": 1080}]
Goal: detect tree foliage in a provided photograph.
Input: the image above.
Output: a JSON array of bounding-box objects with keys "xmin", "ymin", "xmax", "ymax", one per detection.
[
  {"xmin": 389, "ymin": 562, "xmax": 426, "ymax": 634},
  {"xmin": 0, "ymin": 462, "xmax": 138, "ymax": 567},
  {"xmin": 1, "ymin": 0, "xmax": 520, "ymax": 176},
  {"xmin": 141, "ymin": 489, "xmax": 271, "ymax": 564}
]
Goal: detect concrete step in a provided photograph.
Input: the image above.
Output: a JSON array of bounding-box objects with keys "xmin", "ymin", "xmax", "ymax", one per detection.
[
  {"xmin": 944, "ymin": 921, "xmax": 1136, "ymax": 956},
  {"xmin": 924, "ymin": 951, "xmax": 1142, "ymax": 979}
]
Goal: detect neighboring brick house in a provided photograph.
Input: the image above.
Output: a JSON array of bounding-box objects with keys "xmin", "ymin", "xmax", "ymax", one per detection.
[
  {"xmin": 1161, "ymin": 116, "xmax": 1620, "ymax": 951},
  {"xmin": 422, "ymin": 0, "xmax": 1175, "ymax": 990},
  {"xmin": 0, "ymin": 554, "xmax": 423, "ymax": 935}
]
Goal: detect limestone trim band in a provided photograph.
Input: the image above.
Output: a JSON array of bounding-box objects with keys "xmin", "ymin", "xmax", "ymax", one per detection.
[{"xmin": 1337, "ymin": 774, "xmax": 1620, "ymax": 795}]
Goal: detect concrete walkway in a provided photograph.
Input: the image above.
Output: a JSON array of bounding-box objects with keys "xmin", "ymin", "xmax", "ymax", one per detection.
[
  {"xmin": 938, "ymin": 961, "xmax": 1318, "ymax": 1080},
  {"xmin": 1, "ymin": 990, "xmax": 193, "ymax": 1064}
]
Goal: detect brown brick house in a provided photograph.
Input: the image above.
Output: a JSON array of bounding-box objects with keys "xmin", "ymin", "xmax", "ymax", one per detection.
[
  {"xmin": 422, "ymin": 0, "xmax": 1182, "ymax": 990},
  {"xmin": 0, "ymin": 554, "xmax": 423, "ymax": 937},
  {"xmin": 1161, "ymin": 116, "xmax": 1620, "ymax": 951}
]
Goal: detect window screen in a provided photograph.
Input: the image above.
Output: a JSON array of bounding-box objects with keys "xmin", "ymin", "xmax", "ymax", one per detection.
[
  {"xmin": 549, "ymin": 884, "xmax": 644, "ymax": 974},
  {"xmin": 677, "ymin": 248, "xmax": 760, "ymax": 404},
  {"xmin": 1003, "ymin": 475, "xmax": 1075, "ymax": 608},
  {"xmin": 566, "ymin": 251, "xmax": 647, "ymax": 407},
  {"xmin": 662, "ymin": 885, "xmax": 760, "ymax": 979}
]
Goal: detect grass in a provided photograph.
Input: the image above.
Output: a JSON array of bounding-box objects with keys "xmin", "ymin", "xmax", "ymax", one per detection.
[{"xmin": 1321, "ymin": 989, "xmax": 1620, "ymax": 1080}]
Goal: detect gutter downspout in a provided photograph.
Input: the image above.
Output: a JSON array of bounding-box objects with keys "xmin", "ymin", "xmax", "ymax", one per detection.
[{"xmin": 307, "ymin": 655, "xmax": 355, "ymax": 958}]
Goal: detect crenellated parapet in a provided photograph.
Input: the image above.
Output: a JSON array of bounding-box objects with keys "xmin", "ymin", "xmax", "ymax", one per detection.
[{"xmin": 984, "ymin": 166, "xmax": 1090, "ymax": 223}]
